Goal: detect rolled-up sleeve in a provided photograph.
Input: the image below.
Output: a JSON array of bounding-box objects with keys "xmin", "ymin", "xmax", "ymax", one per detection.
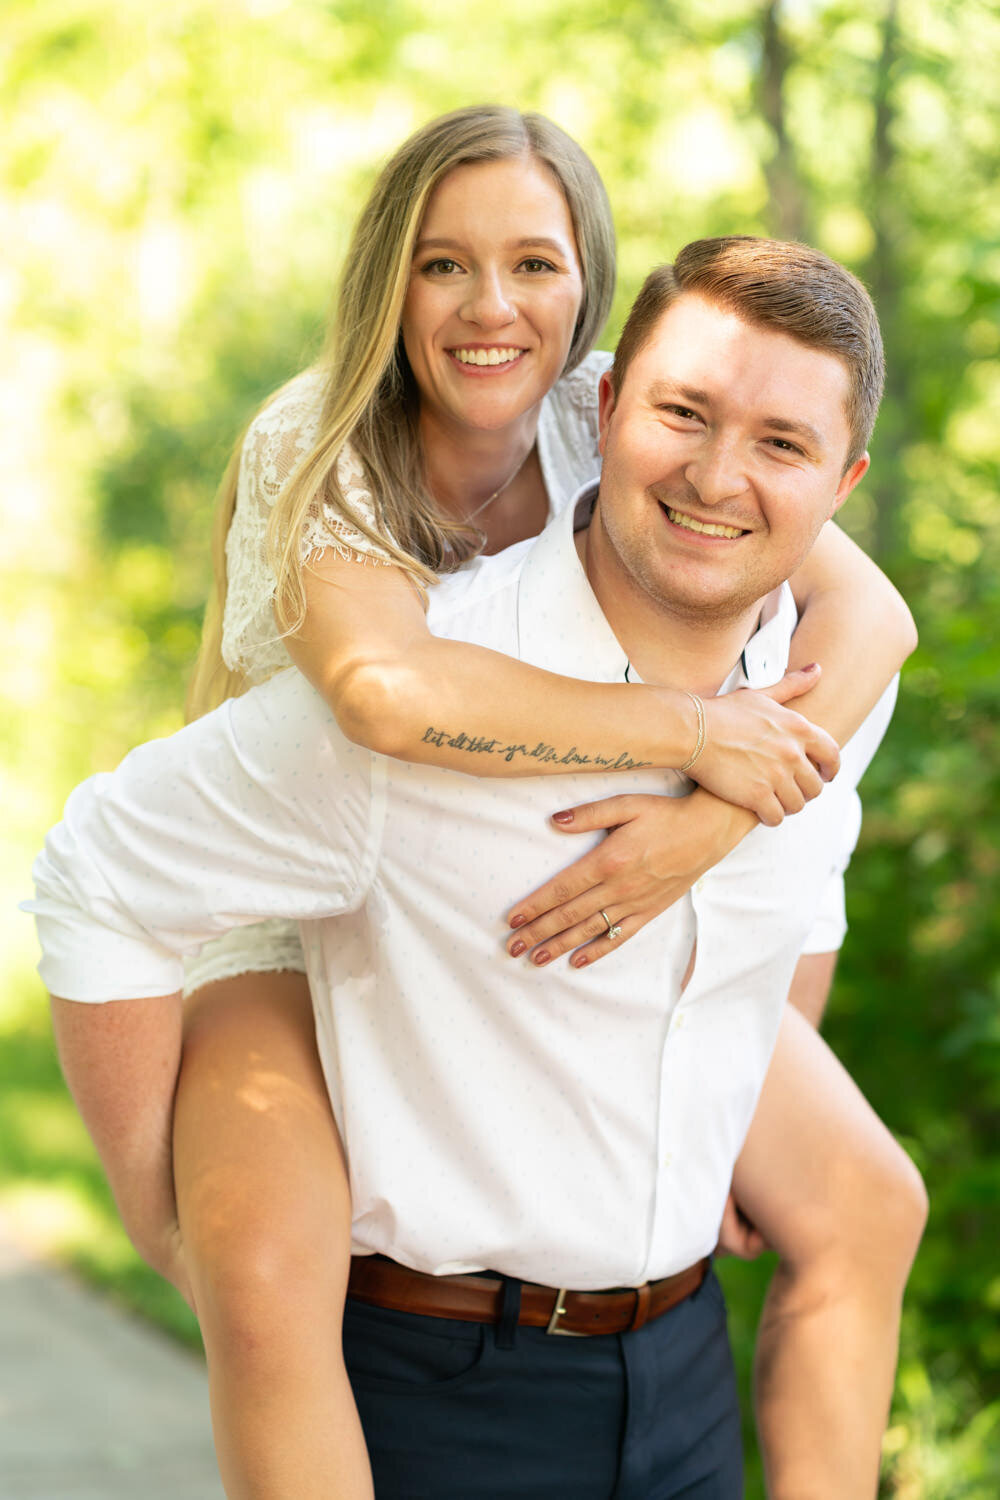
[
  {"xmin": 799, "ymin": 676, "xmax": 899, "ymax": 956},
  {"xmin": 26, "ymin": 671, "xmax": 379, "ymax": 1000}
]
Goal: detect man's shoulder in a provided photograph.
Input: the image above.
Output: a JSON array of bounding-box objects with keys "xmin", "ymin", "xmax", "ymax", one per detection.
[{"xmin": 425, "ymin": 538, "xmax": 534, "ymax": 639}]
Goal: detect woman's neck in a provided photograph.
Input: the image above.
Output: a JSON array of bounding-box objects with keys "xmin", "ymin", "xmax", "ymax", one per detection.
[{"xmin": 418, "ymin": 406, "xmax": 544, "ymax": 534}]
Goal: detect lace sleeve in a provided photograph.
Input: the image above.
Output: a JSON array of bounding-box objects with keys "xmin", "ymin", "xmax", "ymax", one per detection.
[{"xmin": 221, "ymin": 372, "xmax": 394, "ymax": 682}]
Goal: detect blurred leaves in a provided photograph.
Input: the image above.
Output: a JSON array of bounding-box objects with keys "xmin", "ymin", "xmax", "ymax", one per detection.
[{"xmin": 3, "ymin": 2, "xmax": 998, "ymax": 1495}]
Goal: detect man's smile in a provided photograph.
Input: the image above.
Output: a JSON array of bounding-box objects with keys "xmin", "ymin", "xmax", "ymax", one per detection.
[{"xmin": 660, "ymin": 503, "xmax": 749, "ymax": 541}]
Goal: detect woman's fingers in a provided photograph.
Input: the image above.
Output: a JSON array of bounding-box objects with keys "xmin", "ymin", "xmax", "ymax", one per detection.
[
  {"xmin": 515, "ymin": 894, "xmax": 641, "ymax": 966},
  {"xmin": 506, "ymin": 797, "xmax": 641, "ymax": 933},
  {"xmin": 508, "ymin": 882, "xmax": 625, "ymax": 958},
  {"xmin": 694, "ymin": 690, "xmax": 841, "ymax": 817}
]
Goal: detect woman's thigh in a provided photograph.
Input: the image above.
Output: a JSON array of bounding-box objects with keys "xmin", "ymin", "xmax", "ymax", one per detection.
[
  {"xmin": 174, "ymin": 970, "xmax": 352, "ymax": 1300},
  {"xmin": 733, "ymin": 1004, "xmax": 922, "ymax": 1265}
]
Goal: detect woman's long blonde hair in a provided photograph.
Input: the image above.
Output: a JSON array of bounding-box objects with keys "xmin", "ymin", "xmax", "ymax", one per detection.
[{"xmin": 187, "ymin": 105, "xmax": 615, "ymax": 719}]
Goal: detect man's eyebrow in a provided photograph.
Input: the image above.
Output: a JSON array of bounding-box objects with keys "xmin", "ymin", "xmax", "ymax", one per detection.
[
  {"xmin": 646, "ymin": 381, "xmax": 711, "ymax": 407},
  {"xmin": 759, "ymin": 416, "xmax": 826, "ymax": 450}
]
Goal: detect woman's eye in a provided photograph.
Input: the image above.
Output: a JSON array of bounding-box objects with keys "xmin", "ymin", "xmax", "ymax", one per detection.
[
  {"xmin": 519, "ymin": 257, "xmax": 557, "ymax": 274},
  {"xmin": 422, "ymin": 258, "xmax": 461, "ymax": 276}
]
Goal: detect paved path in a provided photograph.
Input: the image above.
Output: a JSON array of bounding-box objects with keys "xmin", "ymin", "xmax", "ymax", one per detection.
[{"xmin": 0, "ymin": 1219, "xmax": 224, "ymax": 1498}]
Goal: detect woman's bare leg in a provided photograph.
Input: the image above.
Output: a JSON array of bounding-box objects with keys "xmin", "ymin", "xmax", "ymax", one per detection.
[
  {"xmin": 734, "ymin": 1004, "xmax": 927, "ymax": 1499},
  {"xmin": 174, "ymin": 971, "xmax": 373, "ymax": 1500}
]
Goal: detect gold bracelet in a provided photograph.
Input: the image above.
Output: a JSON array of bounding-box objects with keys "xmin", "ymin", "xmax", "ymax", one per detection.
[{"xmin": 678, "ymin": 691, "xmax": 706, "ymax": 773}]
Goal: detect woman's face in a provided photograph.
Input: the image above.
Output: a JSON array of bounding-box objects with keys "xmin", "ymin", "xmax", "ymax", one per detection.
[{"xmin": 401, "ymin": 155, "xmax": 584, "ymax": 438}]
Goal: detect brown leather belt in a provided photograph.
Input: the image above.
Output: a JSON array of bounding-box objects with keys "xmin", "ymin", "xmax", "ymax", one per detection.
[{"xmin": 347, "ymin": 1255, "xmax": 709, "ymax": 1337}]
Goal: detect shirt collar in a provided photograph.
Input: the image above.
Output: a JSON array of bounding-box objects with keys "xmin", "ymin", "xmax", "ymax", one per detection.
[{"xmin": 516, "ymin": 481, "xmax": 798, "ymax": 691}]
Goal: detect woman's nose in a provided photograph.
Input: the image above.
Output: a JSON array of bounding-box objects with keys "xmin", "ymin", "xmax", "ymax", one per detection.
[{"xmin": 461, "ymin": 271, "xmax": 516, "ymax": 329}]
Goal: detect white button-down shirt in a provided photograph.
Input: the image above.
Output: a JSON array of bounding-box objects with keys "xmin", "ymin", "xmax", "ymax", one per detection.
[{"xmin": 30, "ymin": 488, "xmax": 895, "ymax": 1289}]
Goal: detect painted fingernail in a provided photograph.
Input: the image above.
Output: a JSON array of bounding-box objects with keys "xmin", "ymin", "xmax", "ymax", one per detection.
[
  {"xmin": 572, "ymin": 953, "xmax": 589, "ymax": 968},
  {"xmin": 552, "ymin": 810, "xmax": 574, "ymax": 825},
  {"xmin": 509, "ymin": 912, "xmax": 527, "ymax": 928},
  {"xmin": 802, "ymin": 662, "xmax": 819, "ymax": 673},
  {"xmin": 532, "ymin": 950, "xmax": 551, "ymax": 966},
  {"xmin": 509, "ymin": 940, "xmax": 526, "ymax": 957}
]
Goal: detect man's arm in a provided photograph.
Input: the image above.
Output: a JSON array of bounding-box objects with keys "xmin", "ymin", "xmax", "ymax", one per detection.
[
  {"xmin": 30, "ymin": 673, "xmax": 370, "ymax": 1274},
  {"xmin": 51, "ymin": 992, "xmax": 191, "ymax": 1301}
]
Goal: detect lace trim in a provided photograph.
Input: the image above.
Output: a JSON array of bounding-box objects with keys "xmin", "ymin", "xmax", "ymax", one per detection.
[
  {"xmin": 220, "ymin": 371, "xmax": 395, "ymax": 683},
  {"xmin": 219, "ymin": 353, "xmax": 611, "ymax": 684}
]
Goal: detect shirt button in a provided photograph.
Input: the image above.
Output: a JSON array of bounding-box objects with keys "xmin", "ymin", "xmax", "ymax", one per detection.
[
  {"xmin": 693, "ymin": 877, "xmax": 705, "ymax": 894},
  {"xmin": 663, "ymin": 1152, "xmax": 673, "ymax": 1169},
  {"xmin": 673, "ymin": 1012, "xmax": 686, "ymax": 1030}
]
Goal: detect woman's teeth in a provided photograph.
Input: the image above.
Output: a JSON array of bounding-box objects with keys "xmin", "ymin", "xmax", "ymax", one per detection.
[
  {"xmin": 451, "ymin": 347, "xmax": 523, "ymax": 366},
  {"xmin": 665, "ymin": 506, "xmax": 744, "ymax": 540}
]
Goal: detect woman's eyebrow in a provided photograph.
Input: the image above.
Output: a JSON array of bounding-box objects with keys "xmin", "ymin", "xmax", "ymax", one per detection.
[{"xmin": 413, "ymin": 236, "xmax": 571, "ymax": 254}]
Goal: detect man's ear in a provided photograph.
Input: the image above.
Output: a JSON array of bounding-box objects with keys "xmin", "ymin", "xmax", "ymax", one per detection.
[
  {"xmin": 597, "ymin": 370, "xmax": 617, "ymax": 457},
  {"xmin": 830, "ymin": 451, "xmax": 870, "ymax": 517}
]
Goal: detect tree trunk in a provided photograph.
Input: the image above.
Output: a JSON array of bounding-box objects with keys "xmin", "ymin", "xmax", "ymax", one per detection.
[
  {"xmin": 758, "ymin": 0, "xmax": 807, "ymax": 241},
  {"xmin": 864, "ymin": 0, "xmax": 907, "ymax": 566}
]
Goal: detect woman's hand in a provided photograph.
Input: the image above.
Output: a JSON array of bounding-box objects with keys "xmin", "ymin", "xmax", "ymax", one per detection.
[
  {"xmin": 691, "ymin": 665, "xmax": 840, "ymax": 827},
  {"xmin": 506, "ymin": 788, "xmax": 755, "ymax": 968}
]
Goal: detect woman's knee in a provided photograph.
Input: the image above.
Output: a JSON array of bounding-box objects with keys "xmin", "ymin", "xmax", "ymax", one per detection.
[
  {"xmin": 788, "ymin": 1128, "xmax": 928, "ymax": 1304},
  {"xmin": 173, "ymin": 970, "xmax": 352, "ymax": 1341}
]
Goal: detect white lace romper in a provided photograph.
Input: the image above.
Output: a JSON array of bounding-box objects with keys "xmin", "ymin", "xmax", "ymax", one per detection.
[{"xmin": 182, "ymin": 349, "xmax": 613, "ymax": 995}]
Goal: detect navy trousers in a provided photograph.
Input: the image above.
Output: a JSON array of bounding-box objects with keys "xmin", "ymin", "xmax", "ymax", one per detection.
[{"xmin": 343, "ymin": 1266, "xmax": 743, "ymax": 1498}]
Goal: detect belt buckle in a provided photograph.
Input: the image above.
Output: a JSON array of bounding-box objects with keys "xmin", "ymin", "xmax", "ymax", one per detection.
[{"xmin": 545, "ymin": 1288, "xmax": 586, "ymax": 1336}]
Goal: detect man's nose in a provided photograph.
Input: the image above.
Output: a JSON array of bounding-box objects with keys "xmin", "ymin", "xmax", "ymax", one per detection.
[
  {"xmin": 683, "ymin": 436, "xmax": 748, "ymax": 505},
  {"xmin": 460, "ymin": 270, "xmax": 517, "ymax": 329}
]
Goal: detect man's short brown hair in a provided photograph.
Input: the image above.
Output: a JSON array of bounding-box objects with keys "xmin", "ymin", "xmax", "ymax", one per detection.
[{"xmin": 611, "ymin": 236, "xmax": 885, "ymax": 469}]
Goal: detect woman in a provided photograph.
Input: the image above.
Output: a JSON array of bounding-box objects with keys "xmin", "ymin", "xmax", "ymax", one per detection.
[{"xmin": 167, "ymin": 108, "xmax": 922, "ymax": 1496}]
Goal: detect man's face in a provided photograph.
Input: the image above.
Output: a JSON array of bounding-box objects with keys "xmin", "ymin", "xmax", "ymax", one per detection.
[{"xmin": 595, "ymin": 293, "xmax": 870, "ymax": 622}]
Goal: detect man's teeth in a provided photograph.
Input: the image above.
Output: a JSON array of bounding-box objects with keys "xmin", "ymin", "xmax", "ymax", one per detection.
[
  {"xmin": 452, "ymin": 347, "xmax": 523, "ymax": 366},
  {"xmin": 666, "ymin": 506, "xmax": 744, "ymax": 540}
]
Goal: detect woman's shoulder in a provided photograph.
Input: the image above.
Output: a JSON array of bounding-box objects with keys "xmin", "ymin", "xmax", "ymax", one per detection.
[
  {"xmin": 539, "ymin": 349, "xmax": 612, "ymax": 509},
  {"xmin": 547, "ymin": 348, "xmax": 614, "ymax": 420},
  {"xmin": 239, "ymin": 369, "xmax": 327, "ymax": 506}
]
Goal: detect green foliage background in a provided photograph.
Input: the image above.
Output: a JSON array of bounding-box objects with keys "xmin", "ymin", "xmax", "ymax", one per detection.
[{"xmin": 2, "ymin": 1, "xmax": 998, "ymax": 1493}]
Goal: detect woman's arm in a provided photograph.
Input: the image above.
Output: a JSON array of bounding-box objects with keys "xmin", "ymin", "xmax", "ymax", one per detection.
[
  {"xmin": 286, "ymin": 551, "xmax": 839, "ymax": 825},
  {"xmin": 785, "ymin": 518, "xmax": 917, "ymax": 743}
]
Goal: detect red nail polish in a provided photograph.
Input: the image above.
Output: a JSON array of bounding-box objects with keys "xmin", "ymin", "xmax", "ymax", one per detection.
[
  {"xmin": 510, "ymin": 940, "xmax": 526, "ymax": 957},
  {"xmin": 552, "ymin": 810, "xmax": 574, "ymax": 825},
  {"xmin": 533, "ymin": 950, "xmax": 551, "ymax": 966},
  {"xmin": 509, "ymin": 913, "xmax": 527, "ymax": 928},
  {"xmin": 573, "ymin": 953, "xmax": 589, "ymax": 968}
]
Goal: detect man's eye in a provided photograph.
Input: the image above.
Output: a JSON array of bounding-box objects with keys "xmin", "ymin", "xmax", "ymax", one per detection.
[
  {"xmin": 767, "ymin": 438, "xmax": 803, "ymax": 454},
  {"xmin": 662, "ymin": 405, "xmax": 699, "ymax": 421}
]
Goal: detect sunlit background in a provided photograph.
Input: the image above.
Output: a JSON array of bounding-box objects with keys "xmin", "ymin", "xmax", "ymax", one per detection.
[{"xmin": 2, "ymin": 1, "xmax": 998, "ymax": 1494}]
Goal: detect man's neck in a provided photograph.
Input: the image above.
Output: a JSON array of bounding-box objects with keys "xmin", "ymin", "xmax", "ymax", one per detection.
[{"xmin": 576, "ymin": 523, "xmax": 763, "ymax": 697}]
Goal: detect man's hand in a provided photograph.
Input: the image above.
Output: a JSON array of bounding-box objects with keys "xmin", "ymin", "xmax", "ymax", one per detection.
[
  {"xmin": 715, "ymin": 1191, "xmax": 769, "ymax": 1260},
  {"xmin": 142, "ymin": 1217, "xmax": 196, "ymax": 1313}
]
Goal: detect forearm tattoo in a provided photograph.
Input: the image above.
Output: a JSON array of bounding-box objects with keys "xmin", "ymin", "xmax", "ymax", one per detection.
[{"xmin": 420, "ymin": 726, "xmax": 651, "ymax": 771}]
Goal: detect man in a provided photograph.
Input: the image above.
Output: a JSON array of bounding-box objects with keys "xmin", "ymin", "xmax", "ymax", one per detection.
[{"xmin": 30, "ymin": 238, "xmax": 921, "ymax": 1497}]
